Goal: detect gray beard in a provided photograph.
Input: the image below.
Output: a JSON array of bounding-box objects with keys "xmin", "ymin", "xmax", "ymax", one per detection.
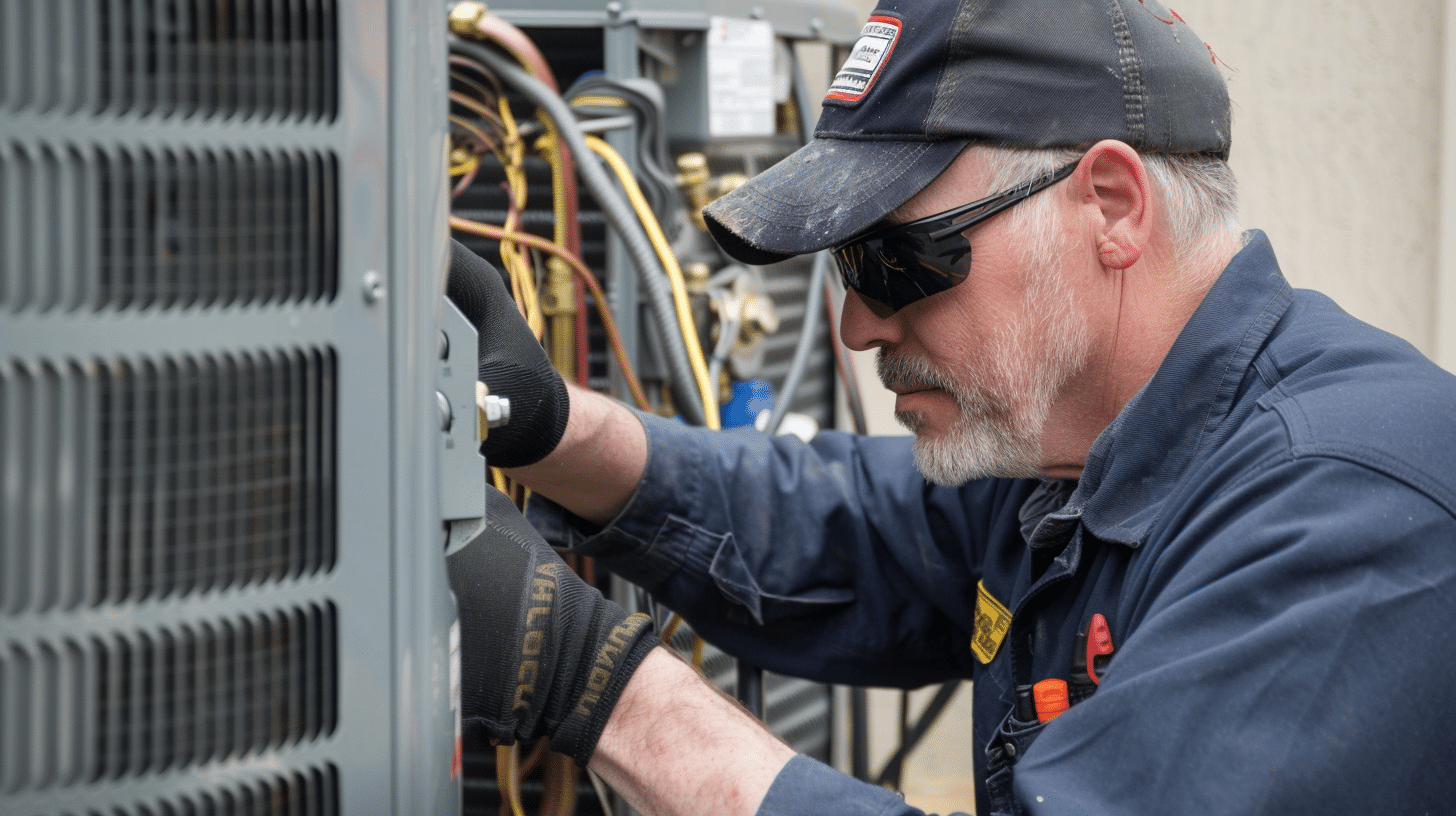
[{"xmin": 877, "ymin": 348, "xmax": 1047, "ymax": 484}]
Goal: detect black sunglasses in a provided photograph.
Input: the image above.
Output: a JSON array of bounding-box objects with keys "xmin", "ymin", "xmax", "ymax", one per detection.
[{"xmin": 832, "ymin": 160, "xmax": 1079, "ymax": 312}]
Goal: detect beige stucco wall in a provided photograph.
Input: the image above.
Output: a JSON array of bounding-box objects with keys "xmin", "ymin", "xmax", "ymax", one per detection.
[
  {"xmin": 821, "ymin": 2, "xmax": 1453, "ymax": 812},
  {"xmin": 1187, "ymin": 2, "xmax": 1446, "ymax": 355}
]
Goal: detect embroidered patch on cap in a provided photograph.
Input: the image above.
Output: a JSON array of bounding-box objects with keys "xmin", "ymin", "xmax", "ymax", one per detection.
[
  {"xmin": 826, "ymin": 15, "xmax": 902, "ymax": 104},
  {"xmin": 971, "ymin": 580, "xmax": 1012, "ymax": 664}
]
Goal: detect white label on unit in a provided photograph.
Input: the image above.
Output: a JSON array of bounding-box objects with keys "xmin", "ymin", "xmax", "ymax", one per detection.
[{"xmin": 707, "ymin": 16, "xmax": 775, "ymax": 137}]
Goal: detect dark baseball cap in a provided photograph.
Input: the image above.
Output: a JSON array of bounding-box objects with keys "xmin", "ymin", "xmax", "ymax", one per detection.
[{"xmin": 703, "ymin": 0, "xmax": 1231, "ymax": 265}]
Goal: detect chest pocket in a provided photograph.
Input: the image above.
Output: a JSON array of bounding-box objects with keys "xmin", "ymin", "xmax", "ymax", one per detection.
[{"xmin": 984, "ymin": 707, "xmax": 1047, "ymax": 816}]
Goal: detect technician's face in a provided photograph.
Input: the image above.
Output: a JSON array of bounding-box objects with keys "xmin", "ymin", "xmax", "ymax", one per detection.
[{"xmin": 840, "ymin": 161, "xmax": 1091, "ymax": 484}]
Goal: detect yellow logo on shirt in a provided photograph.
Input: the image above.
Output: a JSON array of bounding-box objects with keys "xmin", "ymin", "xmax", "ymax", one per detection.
[{"xmin": 971, "ymin": 580, "xmax": 1012, "ymax": 664}]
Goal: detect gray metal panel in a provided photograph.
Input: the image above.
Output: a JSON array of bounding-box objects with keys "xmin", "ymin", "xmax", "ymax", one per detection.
[
  {"xmin": 603, "ymin": 14, "xmax": 646, "ymax": 393},
  {"xmin": 384, "ymin": 0, "xmax": 463, "ymax": 809},
  {"xmin": 436, "ymin": 299, "xmax": 486, "ymax": 525},
  {"xmin": 0, "ymin": 0, "xmax": 458, "ymax": 813}
]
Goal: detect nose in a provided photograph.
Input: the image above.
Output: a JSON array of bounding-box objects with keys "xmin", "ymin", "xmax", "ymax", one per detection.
[{"xmin": 840, "ymin": 288, "xmax": 902, "ymax": 351}]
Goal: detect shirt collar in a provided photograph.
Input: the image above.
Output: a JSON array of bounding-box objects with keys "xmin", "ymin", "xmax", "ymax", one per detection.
[{"xmin": 1064, "ymin": 230, "xmax": 1295, "ymax": 548}]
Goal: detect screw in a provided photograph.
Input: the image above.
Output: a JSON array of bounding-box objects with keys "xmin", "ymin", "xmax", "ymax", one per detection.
[
  {"xmin": 436, "ymin": 391, "xmax": 454, "ymax": 432},
  {"xmin": 362, "ymin": 270, "xmax": 385, "ymax": 304}
]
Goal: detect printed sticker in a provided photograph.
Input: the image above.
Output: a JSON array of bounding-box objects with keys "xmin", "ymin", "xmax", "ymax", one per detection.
[
  {"xmin": 826, "ymin": 15, "xmax": 902, "ymax": 104},
  {"xmin": 971, "ymin": 580, "xmax": 1013, "ymax": 665},
  {"xmin": 706, "ymin": 16, "xmax": 775, "ymax": 137}
]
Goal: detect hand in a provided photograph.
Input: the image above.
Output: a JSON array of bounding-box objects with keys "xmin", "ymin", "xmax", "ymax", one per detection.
[
  {"xmin": 448, "ymin": 238, "xmax": 568, "ymax": 468},
  {"xmin": 448, "ymin": 486, "xmax": 658, "ymax": 765}
]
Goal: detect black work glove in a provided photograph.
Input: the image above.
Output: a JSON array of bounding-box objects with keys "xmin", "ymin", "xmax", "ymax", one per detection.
[
  {"xmin": 448, "ymin": 486, "xmax": 657, "ymax": 765},
  {"xmin": 448, "ymin": 239, "xmax": 568, "ymax": 468}
]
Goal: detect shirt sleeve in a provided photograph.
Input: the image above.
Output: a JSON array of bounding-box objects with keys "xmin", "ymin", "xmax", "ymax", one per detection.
[
  {"xmin": 526, "ymin": 411, "xmax": 1036, "ymax": 688},
  {"xmin": 758, "ymin": 755, "xmax": 969, "ymax": 816},
  {"xmin": 1011, "ymin": 455, "xmax": 1456, "ymax": 815}
]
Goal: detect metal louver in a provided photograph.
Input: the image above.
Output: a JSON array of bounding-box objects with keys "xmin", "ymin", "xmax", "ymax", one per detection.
[
  {"xmin": 0, "ymin": 0, "xmax": 339, "ymax": 122},
  {"xmin": 54, "ymin": 765, "xmax": 340, "ymax": 816},
  {"xmin": 0, "ymin": 350, "xmax": 338, "ymax": 612},
  {"xmin": 2, "ymin": 0, "xmax": 457, "ymax": 814},
  {"xmin": 0, "ymin": 143, "xmax": 340, "ymax": 313},
  {"xmin": 1, "ymin": 604, "xmax": 338, "ymax": 789},
  {"xmin": 0, "ymin": 345, "xmax": 346, "ymax": 809}
]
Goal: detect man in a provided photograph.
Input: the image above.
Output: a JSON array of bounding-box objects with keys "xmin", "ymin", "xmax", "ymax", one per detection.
[{"xmin": 452, "ymin": 0, "xmax": 1456, "ymax": 813}]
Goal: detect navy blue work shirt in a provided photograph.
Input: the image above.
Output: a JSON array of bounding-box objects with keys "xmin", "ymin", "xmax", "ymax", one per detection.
[{"xmin": 528, "ymin": 232, "xmax": 1456, "ymax": 815}]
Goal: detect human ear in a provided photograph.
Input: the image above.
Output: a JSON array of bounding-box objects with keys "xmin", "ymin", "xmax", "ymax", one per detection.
[{"xmin": 1073, "ymin": 140, "xmax": 1152, "ymax": 270}]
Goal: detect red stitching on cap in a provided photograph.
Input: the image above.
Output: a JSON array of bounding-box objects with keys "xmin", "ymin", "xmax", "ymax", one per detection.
[{"xmin": 1137, "ymin": 0, "xmax": 1182, "ymax": 25}]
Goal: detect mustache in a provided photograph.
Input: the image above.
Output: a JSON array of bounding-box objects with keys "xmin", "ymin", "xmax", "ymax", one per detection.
[{"xmin": 875, "ymin": 348, "xmax": 958, "ymax": 393}]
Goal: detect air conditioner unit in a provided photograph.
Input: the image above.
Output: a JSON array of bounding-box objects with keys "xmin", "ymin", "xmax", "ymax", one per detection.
[{"xmin": 1, "ymin": 1, "xmax": 459, "ymax": 813}]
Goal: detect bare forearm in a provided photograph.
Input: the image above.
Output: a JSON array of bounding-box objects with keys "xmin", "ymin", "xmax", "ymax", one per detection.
[
  {"xmin": 501, "ymin": 383, "xmax": 648, "ymax": 525},
  {"xmin": 590, "ymin": 647, "xmax": 797, "ymax": 816}
]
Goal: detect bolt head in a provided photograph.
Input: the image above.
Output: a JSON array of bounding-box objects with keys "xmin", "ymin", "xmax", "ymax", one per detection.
[
  {"xmin": 362, "ymin": 271, "xmax": 385, "ymax": 304},
  {"xmin": 449, "ymin": 2, "xmax": 489, "ymax": 36}
]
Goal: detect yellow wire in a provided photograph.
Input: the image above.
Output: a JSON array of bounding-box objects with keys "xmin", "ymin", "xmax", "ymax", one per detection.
[
  {"xmin": 547, "ymin": 752, "xmax": 579, "ymax": 816},
  {"xmin": 534, "ymin": 130, "xmax": 571, "ymax": 252},
  {"xmin": 488, "ymin": 93, "xmax": 544, "ymax": 340},
  {"xmin": 494, "ymin": 97, "xmax": 527, "ymax": 218},
  {"xmin": 449, "ymin": 154, "xmax": 479, "ymax": 178},
  {"xmin": 582, "ymin": 133, "xmax": 719, "ymax": 429},
  {"xmin": 659, "ymin": 613, "xmax": 683, "ymax": 645},
  {"xmin": 571, "ymin": 94, "xmax": 630, "ymax": 108},
  {"xmin": 658, "ymin": 613, "xmax": 706, "ymax": 668},
  {"xmin": 497, "ymin": 744, "xmax": 527, "ymax": 816},
  {"xmin": 507, "ymin": 250, "xmax": 544, "ymax": 341}
]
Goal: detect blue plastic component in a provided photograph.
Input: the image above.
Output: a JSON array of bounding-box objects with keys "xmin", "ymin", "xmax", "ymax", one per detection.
[{"xmin": 720, "ymin": 379, "xmax": 775, "ymax": 429}]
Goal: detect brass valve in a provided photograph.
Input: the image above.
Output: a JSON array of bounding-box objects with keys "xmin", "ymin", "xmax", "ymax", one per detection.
[
  {"xmin": 449, "ymin": 2, "xmax": 490, "ymax": 36},
  {"xmin": 676, "ymin": 153, "xmax": 754, "ymax": 232},
  {"xmin": 676, "ymin": 153, "xmax": 712, "ymax": 231}
]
